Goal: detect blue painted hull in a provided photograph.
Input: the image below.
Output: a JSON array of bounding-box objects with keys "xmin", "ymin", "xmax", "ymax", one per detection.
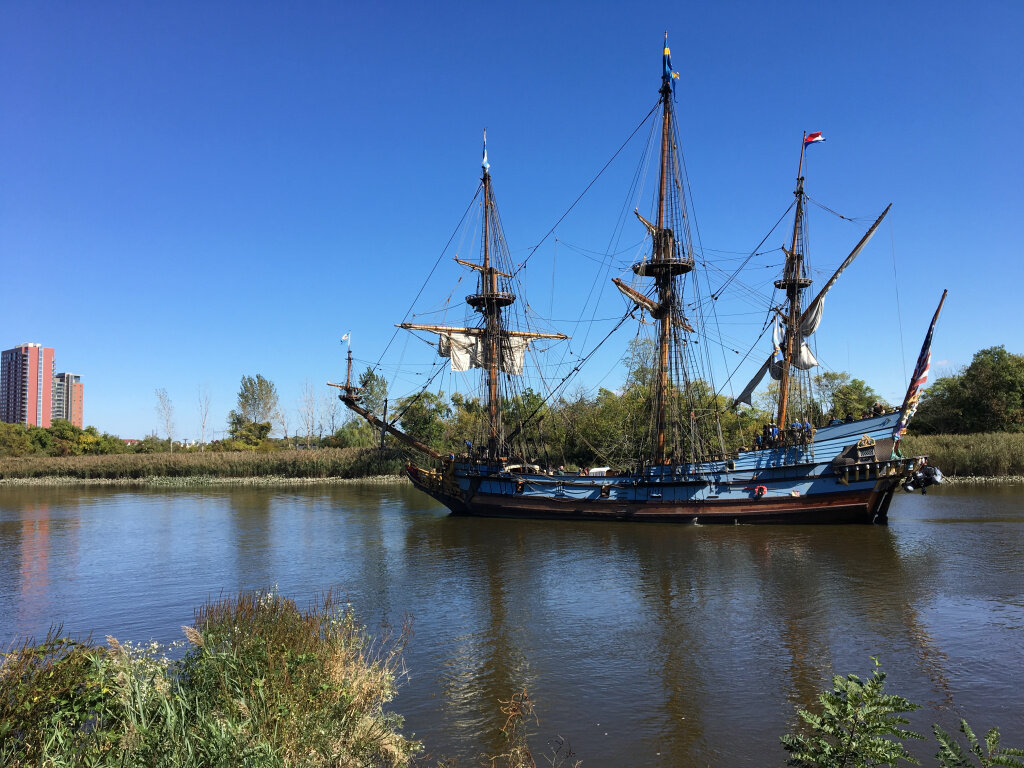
[{"xmin": 408, "ymin": 413, "xmax": 925, "ymax": 524}]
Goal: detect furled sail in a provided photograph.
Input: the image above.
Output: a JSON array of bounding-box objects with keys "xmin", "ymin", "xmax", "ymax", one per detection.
[
  {"xmin": 733, "ymin": 204, "xmax": 892, "ymax": 407},
  {"xmin": 438, "ymin": 332, "xmax": 530, "ymax": 375},
  {"xmin": 735, "ymin": 358, "xmax": 771, "ymax": 407},
  {"xmin": 801, "ymin": 298, "xmax": 824, "ymax": 337},
  {"xmin": 791, "ymin": 339, "xmax": 818, "ymax": 370}
]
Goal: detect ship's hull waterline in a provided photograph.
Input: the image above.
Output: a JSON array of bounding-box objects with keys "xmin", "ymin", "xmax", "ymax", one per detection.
[
  {"xmin": 409, "ymin": 475, "xmax": 904, "ymax": 524},
  {"xmin": 405, "ymin": 414, "xmax": 926, "ymax": 525}
]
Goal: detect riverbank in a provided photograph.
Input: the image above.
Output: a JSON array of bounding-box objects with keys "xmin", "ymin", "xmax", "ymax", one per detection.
[
  {"xmin": 1, "ymin": 472, "xmax": 1019, "ymax": 489},
  {"xmin": 0, "ymin": 474, "xmax": 411, "ymax": 488},
  {"xmin": 0, "ymin": 447, "xmax": 407, "ymax": 483},
  {"xmin": 1, "ymin": 591, "xmax": 420, "ymax": 768},
  {"xmin": 901, "ymin": 432, "xmax": 1024, "ymax": 477},
  {"xmin": 1, "ymin": 438, "xmax": 1023, "ymax": 487}
]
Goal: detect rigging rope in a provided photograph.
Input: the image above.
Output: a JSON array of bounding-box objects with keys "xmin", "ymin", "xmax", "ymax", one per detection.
[
  {"xmin": 504, "ymin": 308, "xmax": 637, "ymax": 444},
  {"xmin": 889, "ymin": 214, "xmax": 908, "ymax": 386},
  {"xmin": 372, "ymin": 188, "xmax": 481, "ymax": 373},
  {"xmin": 806, "ymin": 195, "xmax": 859, "ymax": 222},
  {"xmin": 712, "ymin": 200, "xmax": 795, "ymax": 300},
  {"xmin": 512, "ymin": 102, "xmax": 660, "ymax": 277}
]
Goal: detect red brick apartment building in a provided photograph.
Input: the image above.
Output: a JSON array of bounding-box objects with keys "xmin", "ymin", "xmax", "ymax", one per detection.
[
  {"xmin": 52, "ymin": 372, "xmax": 84, "ymax": 428},
  {"xmin": 0, "ymin": 343, "xmax": 56, "ymax": 427}
]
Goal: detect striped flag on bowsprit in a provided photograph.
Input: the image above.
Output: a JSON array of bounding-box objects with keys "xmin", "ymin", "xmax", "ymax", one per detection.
[{"xmin": 894, "ymin": 290, "xmax": 948, "ymax": 440}]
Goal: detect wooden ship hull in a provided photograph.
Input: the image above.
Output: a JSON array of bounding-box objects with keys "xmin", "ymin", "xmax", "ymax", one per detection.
[{"xmin": 407, "ymin": 414, "xmax": 926, "ymax": 525}]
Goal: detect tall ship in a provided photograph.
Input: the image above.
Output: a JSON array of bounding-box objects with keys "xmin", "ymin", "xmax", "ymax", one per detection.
[{"xmin": 336, "ymin": 36, "xmax": 945, "ymax": 524}]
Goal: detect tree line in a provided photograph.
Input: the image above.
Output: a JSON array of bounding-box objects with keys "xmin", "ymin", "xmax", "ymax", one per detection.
[
  {"xmin": 331, "ymin": 346, "xmax": 893, "ymax": 468},
  {"xmin": 331, "ymin": 344, "xmax": 1024, "ymax": 469},
  {"xmin": 2, "ymin": 345, "xmax": 1019, "ymax": 461}
]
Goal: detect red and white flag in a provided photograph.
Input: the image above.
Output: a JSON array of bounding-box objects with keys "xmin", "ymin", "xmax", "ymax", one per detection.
[{"xmin": 804, "ymin": 131, "xmax": 825, "ymax": 145}]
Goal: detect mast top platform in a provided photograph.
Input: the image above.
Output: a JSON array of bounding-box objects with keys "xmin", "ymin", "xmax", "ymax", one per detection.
[
  {"xmin": 774, "ymin": 276, "xmax": 812, "ymax": 291},
  {"xmin": 466, "ymin": 292, "xmax": 516, "ymax": 311}
]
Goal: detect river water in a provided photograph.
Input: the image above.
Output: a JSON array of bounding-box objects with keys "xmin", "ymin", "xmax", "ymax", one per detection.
[{"xmin": 1, "ymin": 482, "xmax": 1022, "ymax": 766}]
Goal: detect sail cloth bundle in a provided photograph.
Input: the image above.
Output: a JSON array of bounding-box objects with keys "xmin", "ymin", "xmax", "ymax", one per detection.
[
  {"xmin": 735, "ymin": 310, "xmax": 821, "ymax": 407},
  {"xmin": 732, "ymin": 203, "xmax": 892, "ymax": 408},
  {"xmin": 438, "ymin": 332, "xmax": 530, "ymax": 375}
]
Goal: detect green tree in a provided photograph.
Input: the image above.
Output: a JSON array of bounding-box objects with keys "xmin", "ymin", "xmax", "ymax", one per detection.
[
  {"xmin": 228, "ymin": 375, "xmax": 279, "ymax": 445},
  {"xmin": 814, "ymin": 371, "xmax": 852, "ymax": 420},
  {"xmin": 916, "ymin": 346, "xmax": 1024, "ymax": 434},
  {"xmin": 48, "ymin": 419, "xmax": 83, "ymax": 457},
  {"xmin": 357, "ymin": 368, "xmax": 388, "ymax": 419},
  {"xmin": 230, "ymin": 374, "xmax": 280, "ymax": 425},
  {"xmin": 26, "ymin": 426, "xmax": 53, "ymax": 456},
  {"xmin": 503, "ymin": 388, "xmax": 548, "ymax": 458},
  {"xmin": 329, "ymin": 420, "xmax": 377, "ymax": 449},
  {"xmin": 227, "ymin": 415, "xmax": 273, "ymax": 447},
  {"xmin": 0, "ymin": 422, "xmax": 32, "ymax": 457},
  {"xmin": 397, "ymin": 391, "xmax": 450, "ymax": 450},
  {"xmin": 832, "ymin": 377, "xmax": 883, "ymax": 421}
]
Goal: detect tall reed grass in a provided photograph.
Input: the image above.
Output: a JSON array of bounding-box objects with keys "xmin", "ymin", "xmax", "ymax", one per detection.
[
  {"xmin": 0, "ymin": 591, "xmax": 419, "ymax": 768},
  {"xmin": 0, "ymin": 447, "xmax": 407, "ymax": 481},
  {"xmin": 902, "ymin": 432, "xmax": 1024, "ymax": 477}
]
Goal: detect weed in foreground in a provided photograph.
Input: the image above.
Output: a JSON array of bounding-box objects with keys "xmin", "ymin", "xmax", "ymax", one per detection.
[{"xmin": 0, "ymin": 589, "xmax": 419, "ymax": 768}]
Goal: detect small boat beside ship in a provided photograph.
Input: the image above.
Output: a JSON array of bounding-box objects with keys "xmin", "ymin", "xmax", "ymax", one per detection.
[{"xmin": 335, "ymin": 35, "xmax": 945, "ymax": 524}]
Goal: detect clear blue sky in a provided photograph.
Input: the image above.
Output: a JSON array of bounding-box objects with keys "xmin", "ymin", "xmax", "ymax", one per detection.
[{"xmin": 2, "ymin": 1, "xmax": 1021, "ymax": 439}]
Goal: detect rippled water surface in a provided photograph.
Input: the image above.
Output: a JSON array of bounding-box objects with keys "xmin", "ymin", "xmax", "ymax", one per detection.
[{"xmin": 2, "ymin": 482, "xmax": 1022, "ymax": 766}]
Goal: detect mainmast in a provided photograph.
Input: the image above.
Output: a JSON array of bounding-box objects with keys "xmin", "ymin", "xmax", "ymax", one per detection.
[
  {"xmin": 776, "ymin": 134, "xmax": 813, "ymax": 428},
  {"xmin": 637, "ymin": 33, "xmax": 693, "ymax": 464}
]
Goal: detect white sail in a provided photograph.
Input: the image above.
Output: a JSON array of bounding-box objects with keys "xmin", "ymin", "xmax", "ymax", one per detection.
[
  {"xmin": 438, "ymin": 332, "xmax": 481, "ymax": 372},
  {"xmin": 801, "ymin": 298, "xmax": 824, "ymax": 337},
  {"xmin": 438, "ymin": 332, "xmax": 529, "ymax": 375},
  {"xmin": 501, "ymin": 336, "xmax": 530, "ymax": 375},
  {"xmin": 792, "ymin": 341, "xmax": 818, "ymax": 370},
  {"xmin": 736, "ymin": 332, "xmax": 817, "ymax": 406}
]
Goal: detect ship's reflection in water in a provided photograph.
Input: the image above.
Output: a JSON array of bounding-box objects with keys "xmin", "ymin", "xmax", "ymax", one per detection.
[{"xmin": 1, "ymin": 483, "xmax": 1022, "ymax": 767}]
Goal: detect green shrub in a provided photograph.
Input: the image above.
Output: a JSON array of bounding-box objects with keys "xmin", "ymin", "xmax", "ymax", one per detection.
[
  {"xmin": 781, "ymin": 658, "xmax": 922, "ymax": 767},
  {"xmin": 0, "ymin": 591, "xmax": 419, "ymax": 768}
]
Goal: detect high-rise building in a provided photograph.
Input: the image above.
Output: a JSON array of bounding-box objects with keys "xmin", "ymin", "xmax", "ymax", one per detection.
[
  {"xmin": 0, "ymin": 343, "xmax": 56, "ymax": 427},
  {"xmin": 52, "ymin": 372, "xmax": 84, "ymax": 428}
]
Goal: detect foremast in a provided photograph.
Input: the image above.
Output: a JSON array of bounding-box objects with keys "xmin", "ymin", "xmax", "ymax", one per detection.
[
  {"xmin": 330, "ymin": 348, "xmax": 443, "ymax": 459},
  {"xmin": 396, "ymin": 134, "xmax": 565, "ymax": 462}
]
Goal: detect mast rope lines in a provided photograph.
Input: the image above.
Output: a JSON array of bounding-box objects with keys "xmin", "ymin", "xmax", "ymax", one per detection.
[
  {"xmin": 503, "ymin": 307, "xmax": 637, "ymax": 446},
  {"xmin": 712, "ymin": 199, "xmax": 796, "ymax": 301},
  {"xmin": 370, "ymin": 187, "xmax": 482, "ymax": 376},
  {"xmin": 512, "ymin": 103, "xmax": 661, "ymax": 278}
]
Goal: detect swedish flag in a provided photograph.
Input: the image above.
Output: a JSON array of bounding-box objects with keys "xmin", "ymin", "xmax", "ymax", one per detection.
[{"xmin": 663, "ymin": 35, "xmax": 680, "ymax": 83}]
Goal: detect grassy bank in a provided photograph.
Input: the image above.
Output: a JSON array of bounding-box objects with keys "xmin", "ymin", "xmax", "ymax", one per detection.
[
  {"xmin": 1, "ymin": 434, "xmax": 1022, "ymax": 485},
  {"xmin": 901, "ymin": 432, "xmax": 1024, "ymax": 477},
  {"xmin": 0, "ymin": 447, "xmax": 408, "ymax": 482},
  {"xmin": 0, "ymin": 591, "xmax": 418, "ymax": 768}
]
